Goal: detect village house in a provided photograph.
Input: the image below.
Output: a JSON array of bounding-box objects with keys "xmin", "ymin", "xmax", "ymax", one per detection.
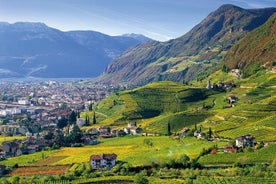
[
  {"xmin": 81, "ymin": 134, "xmax": 98, "ymax": 145},
  {"xmin": 98, "ymin": 126, "xmax": 111, "ymax": 138},
  {"xmin": 235, "ymin": 135, "xmax": 255, "ymax": 148},
  {"xmin": 90, "ymin": 153, "xmax": 117, "ymax": 169},
  {"xmin": 77, "ymin": 118, "xmax": 86, "ymax": 127},
  {"xmin": 124, "ymin": 122, "xmax": 142, "ymax": 135},
  {"xmin": 223, "ymin": 145, "xmax": 238, "ymax": 153},
  {"xmin": 228, "ymin": 94, "xmax": 238, "ymax": 104},
  {"xmin": 180, "ymin": 128, "xmax": 190, "ymax": 137},
  {"xmin": 1, "ymin": 140, "xmax": 21, "ymax": 158}
]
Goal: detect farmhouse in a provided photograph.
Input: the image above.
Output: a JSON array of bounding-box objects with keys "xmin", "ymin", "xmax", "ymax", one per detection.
[
  {"xmin": 223, "ymin": 145, "xmax": 237, "ymax": 153},
  {"xmin": 90, "ymin": 153, "xmax": 117, "ymax": 169},
  {"xmin": 235, "ymin": 135, "xmax": 255, "ymax": 148},
  {"xmin": 228, "ymin": 94, "xmax": 238, "ymax": 104}
]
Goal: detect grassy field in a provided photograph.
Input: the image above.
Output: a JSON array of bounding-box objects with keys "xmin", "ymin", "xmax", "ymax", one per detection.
[
  {"xmin": 50, "ymin": 136, "xmax": 227, "ymax": 166},
  {"xmin": 0, "ymin": 136, "xmax": 26, "ymax": 145},
  {"xmin": 0, "ymin": 136, "xmax": 228, "ymax": 168},
  {"xmin": 0, "ymin": 150, "xmax": 60, "ymax": 167}
]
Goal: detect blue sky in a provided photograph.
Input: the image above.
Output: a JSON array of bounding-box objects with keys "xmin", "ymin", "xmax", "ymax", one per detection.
[{"xmin": 0, "ymin": 0, "xmax": 275, "ymax": 41}]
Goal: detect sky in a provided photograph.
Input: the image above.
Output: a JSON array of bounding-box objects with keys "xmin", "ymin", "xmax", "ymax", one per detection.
[{"xmin": 0, "ymin": 0, "xmax": 275, "ymax": 41}]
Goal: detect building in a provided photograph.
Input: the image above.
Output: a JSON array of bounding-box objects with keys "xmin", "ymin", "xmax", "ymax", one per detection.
[
  {"xmin": 90, "ymin": 153, "xmax": 117, "ymax": 169},
  {"xmin": 235, "ymin": 135, "xmax": 254, "ymax": 148}
]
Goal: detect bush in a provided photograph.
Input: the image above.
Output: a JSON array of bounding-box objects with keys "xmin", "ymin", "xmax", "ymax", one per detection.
[{"xmin": 134, "ymin": 173, "xmax": 149, "ymax": 184}]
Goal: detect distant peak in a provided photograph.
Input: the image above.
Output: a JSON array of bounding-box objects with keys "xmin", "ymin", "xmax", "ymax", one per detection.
[
  {"xmin": 213, "ymin": 4, "xmax": 244, "ymax": 15},
  {"xmin": 13, "ymin": 22, "xmax": 47, "ymax": 27},
  {"xmin": 121, "ymin": 33, "xmax": 153, "ymax": 42}
]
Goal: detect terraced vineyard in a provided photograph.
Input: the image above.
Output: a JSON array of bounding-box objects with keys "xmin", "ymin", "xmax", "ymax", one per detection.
[
  {"xmin": 198, "ymin": 144, "xmax": 276, "ymax": 165},
  {"xmin": 193, "ymin": 176, "xmax": 276, "ymax": 184}
]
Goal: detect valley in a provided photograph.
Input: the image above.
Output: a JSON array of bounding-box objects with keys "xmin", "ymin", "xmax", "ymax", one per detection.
[{"xmin": 0, "ymin": 2, "xmax": 275, "ymax": 184}]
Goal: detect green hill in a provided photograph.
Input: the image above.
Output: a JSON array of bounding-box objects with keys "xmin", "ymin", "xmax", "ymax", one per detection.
[
  {"xmin": 93, "ymin": 67, "xmax": 276, "ymax": 140},
  {"xmin": 94, "ymin": 81, "xmax": 213, "ymax": 133}
]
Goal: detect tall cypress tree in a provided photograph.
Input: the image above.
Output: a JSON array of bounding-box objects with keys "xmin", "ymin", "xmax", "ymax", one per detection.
[
  {"xmin": 93, "ymin": 111, "xmax": 97, "ymax": 124},
  {"xmin": 85, "ymin": 115, "xmax": 89, "ymax": 126},
  {"xmin": 168, "ymin": 121, "xmax": 171, "ymax": 136},
  {"xmin": 208, "ymin": 127, "xmax": 212, "ymax": 139}
]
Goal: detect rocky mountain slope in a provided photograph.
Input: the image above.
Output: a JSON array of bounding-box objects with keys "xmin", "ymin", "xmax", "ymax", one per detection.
[
  {"xmin": 0, "ymin": 22, "xmax": 150, "ymax": 78},
  {"xmin": 98, "ymin": 4, "xmax": 276, "ymax": 86},
  {"xmin": 222, "ymin": 12, "xmax": 276, "ymax": 77}
]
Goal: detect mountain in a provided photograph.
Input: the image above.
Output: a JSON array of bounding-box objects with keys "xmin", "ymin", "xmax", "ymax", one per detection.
[
  {"xmin": 98, "ymin": 5, "xmax": 276, "ymax": 86},
  {"xmin": 94, "ymin": 16, "xmax": 276, "ymax": 136},
  {"xmin": 0, "ymin": 22, "xmax": 151, "ymax": 78},
  {"xmin": 222, "ymin": 12, "xmax": 276, "ymax": 77}
]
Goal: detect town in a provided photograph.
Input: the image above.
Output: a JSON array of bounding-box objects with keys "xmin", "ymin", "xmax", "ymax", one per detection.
[{"xmin": 0, "ymin": 80, "xmax": 116, "ymax": 156}]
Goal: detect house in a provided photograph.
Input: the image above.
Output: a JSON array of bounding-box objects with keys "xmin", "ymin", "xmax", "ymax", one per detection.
[
  {"xmin": 223, "ymin": 145, "xmax": 237, "ymax": 153},
  {"xmin": 124, "ymin": 122, "xmax": 142, "ymax": 135},
  {"xmin": 228, "ymin": 94, "xmax": 238, "ymax": 103},
  {"xmin": 90, "ymin": 153, "xmax": 117, "ymax": 169},
  {"xmin": 77, "ymin": 118, "xmax": 86, "ymax": 127},
  {"xmin": 26, "ymin": 145, "xmax": 40, "ymax": 154},
  {"xmin": 81, "ymin": 135, "xmax": 98, "ymax": 145},
  {"xmin": 180, "ymin": 128, "xmax": 190, "ymax": 137},
  {"xmin": 2, "ymin": 140, "xmax": 20, "ymax": 157},
  {"xmin": 235, "ymin": 135, "xmax": 254, "ymax": 148},
  {"xmin": 117, "ymin": 129, "xmax": 126, "ymax": 137},
  {"xmin": 98, "ymin": 126, "xmax": 110, "ymax": 134},
  {"xmin": 197, "ymin": 132, "xmax": 206, "ymax": 139},
  {"xmin": 130, "ymin": 127, "xmax": 142, "ymax": 135},
  {"xmin": 193, "ymin": 131, "xmax": 200, "ymax": 137}
]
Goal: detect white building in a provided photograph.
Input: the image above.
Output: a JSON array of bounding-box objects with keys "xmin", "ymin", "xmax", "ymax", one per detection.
[
  {"xmin": 18, "ymin": 99, "xmax": 30, "ymax": 105},
  {"xmin": 77, "ymin": 118, "xmax": 86, "ymax": 127},
  {"xmin": 90, "ymin": 153, "xmax": 117, "ymax": 169}
]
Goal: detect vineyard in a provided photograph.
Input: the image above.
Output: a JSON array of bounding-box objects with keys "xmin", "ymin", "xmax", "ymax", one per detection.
[
  {"xmin": 193, "ymin": 176, "xmax": 276, "ymax": 184},
  {"xmin": 7, "ymin": 165, "xmax": 69, "ymax": 176},
  {"xmin": 198, "ymin": 144, "xmax": 276, "ymax": 165}
]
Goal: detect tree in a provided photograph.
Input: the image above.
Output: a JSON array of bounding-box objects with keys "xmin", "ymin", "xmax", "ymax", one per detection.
[
  {"xmin": 167, "ymin": 121, "xmax": 171, "ymax": 136},
  {"xmin": 85, "ymin": 115, "xmax": 90, "ymax": 126},
  {"xmin": 93, "ymin": 111, "xmax": 96, "ymax": 124},
  {"xmin": 70, "ymin": 124, "xmax": 83, "ymax": 143},
  {"xmin": 222, "ymin": 64, "xmax": 229, "ymax": 73},
  {"xmin": 207, "ymin": 127, "xmax": 212, "ymax": 139},
  {"xmin": 77, "ymin": 111, "xmax": 80, "ymax": 118},
  {"xmin": 57, "ymin": 116, "xmax": 68, "ymax": 129},
  {"xmin": 44, "ymin": 132, "xmax": 54, "ymax": 140},
  {"xmin": 179, "ymin": 154, "xmax": 190, "ymax": 167},
  {"xmin": 69, "ymin": 111, "xmax": 77, "ymax": 124},
  {"xmin": 89, "ymin": 104, "xmax": 93, "ymax": 111},
  {"xmin": 143, "ymin": 138, "xmax": 153, "ymax": 148}
]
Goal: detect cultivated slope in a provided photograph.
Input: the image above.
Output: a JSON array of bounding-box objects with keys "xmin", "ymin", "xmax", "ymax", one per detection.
[{"xmin": 98, "ymin": 4, "xmax": 276, "ymax": 86}]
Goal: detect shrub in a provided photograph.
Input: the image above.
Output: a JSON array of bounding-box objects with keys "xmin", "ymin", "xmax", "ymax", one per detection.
[{"xmin": 134, "ymin": 173, "xmax": 149, "ymax": 184}]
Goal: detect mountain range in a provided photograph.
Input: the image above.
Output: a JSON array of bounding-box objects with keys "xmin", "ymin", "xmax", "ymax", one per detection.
[
  {"xmin": 97, "ymin": 4, "xmax": 276, "ymax": 86},
  {"xmin": 94, "ymin": 10, "xmax": 276, "ymax": 140},
  {"xmin": 0, "ymin": 22, "xmax": 151, "ymax": 78}
]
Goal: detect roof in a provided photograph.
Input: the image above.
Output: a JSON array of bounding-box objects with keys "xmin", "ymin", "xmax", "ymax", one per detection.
[
  {"xmin": 90, "ymin": 153, "xmax": 117, "ymax": 161},
  {"xmin": 236, "ymin": 134, "xmax": 254, "ymax": 141}
]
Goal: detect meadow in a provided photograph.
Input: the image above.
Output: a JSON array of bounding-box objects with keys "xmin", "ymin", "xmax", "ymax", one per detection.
[
  {"xmin": 0, "ymin": 136, "xmax": 228, "ymax": 170},
  {"xmin": 47, "ymin": 136, "xmax": 228, "ymax": 166}
]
